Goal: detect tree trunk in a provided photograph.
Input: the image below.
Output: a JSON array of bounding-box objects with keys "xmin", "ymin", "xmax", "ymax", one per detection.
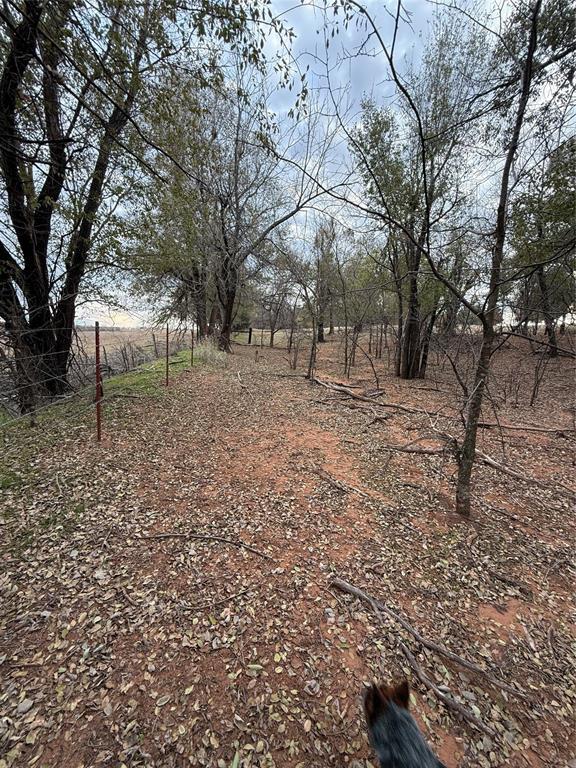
[
  {"xmin": 184, "ymin": 269, "xmax": 208, "ymax": 338},
  {"xmin": 395, "ymin": 312, "xmax": 403, "ymax": 377},
  {"xmin": 417, "ymin": 307, "xmax": 437, "ymax": 379},
  {"xmin": 400, "ymin": 267, "xmax": 421, "ymax": 379},
  {"xmin": 536, "ymin": 264, "xmax": 558, "ymax": 356},
  {"xmin": 328, "ymin": 295, "xmax": 334, "ymax": 335},
  {"xmin": 207, "ymin": 301, "xmax": 221, "ymax": 337},
  {"xmin": 455, "ymin": 0, "xmax": 540, "ymax": 515},
  {"xmin": 455, "ymin": 328, "xmax": 494, "ymax": 514},
  {"xmin": 306, "ymin": 317, "xmax": 317, "ymax": 379},
  {"xmin": 218, "ymin": 292, "xmax": 236, "ymax": 350},
  {"xmin": 0, "ymin": 1, "xmax": 147, "ymax": 411},
  {"xmin": 196, "ymin": 301, "xmax": 208, "ymax": 339}
]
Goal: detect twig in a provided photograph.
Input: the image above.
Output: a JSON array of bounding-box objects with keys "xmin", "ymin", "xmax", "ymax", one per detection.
[
  {"xmin": 188, "ymin": 588, "xmax": 252, "ymax": 612},
  {"xmin": 399, "ymin": 642, "xmax": 496, "ymax": 737},
  {"xmin": 138, "ymin": 532, "xmax": 272, "ymax": 559},
  {"xmin": 313, "ymin": 467, "xmax": 371, "ymax": 498},
  {"xmin": 236, "ymin": 371, "xmax": 249, "ymax": 390},
  {"xmin": 329, "ymin": 577, "xmax": 525, "ymax": 698},
  {"xmin": 477, "ymin": 421, "xmax": 574, "ymax": 436}
]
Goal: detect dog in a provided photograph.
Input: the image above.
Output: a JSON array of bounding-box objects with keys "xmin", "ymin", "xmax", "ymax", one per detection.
[{"xmin": 364, "ymin": 680, "xmax": 447, "ymax": 767}]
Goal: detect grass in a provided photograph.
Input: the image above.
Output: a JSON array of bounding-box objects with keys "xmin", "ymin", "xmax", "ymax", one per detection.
[
  {"xmin": 0, "ymin": 348, "xmax": 200, "ymax": 456},
  {"xmin": 192, "ymin": 339, "xmax": 227, "ymax": 367},
  {"xmin": 1, "ymin": 351, "xmax": 197, "ymax": 558}
]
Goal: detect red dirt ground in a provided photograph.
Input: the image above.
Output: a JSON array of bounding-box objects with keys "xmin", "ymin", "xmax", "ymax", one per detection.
[{"xmin": 1, "ymin": 334, "xmax": 575, "ymax": 767}]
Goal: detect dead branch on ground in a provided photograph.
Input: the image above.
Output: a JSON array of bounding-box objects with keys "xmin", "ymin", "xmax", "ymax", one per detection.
[
  {"xmin": 313, "ymin": 467, "xmax": 371, "ymax": 498},
  {"xmin": 477, "ymin": 421, "xmax": 574, "ymax": 436},
  {"xmin": 312, "ymin": 377, "xmax": 433, "ymax": 415},
  {"xmin": 237, "ymin": 371, "xmax": 250, "ymax": 390},
  {"xmin": 399, "ymin": 642, "xmax": 496, "ymax": 736},
  {"xmin": 138, "ymin": 531, "xmax": 272, "ymax": 559},
  {"xmin": 477, "ymin": 451, "xmax": 575, "ymax": 499},
  {"xmin": 330, "ymin": 577, "xmax": 525, "ymax": 698}
]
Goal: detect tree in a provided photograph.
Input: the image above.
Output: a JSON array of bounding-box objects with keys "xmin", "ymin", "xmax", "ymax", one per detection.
[
  {"xmin": 0, "ymin": 0, "xmax": 296, "ymax": 411},
  {"xmin": 313, "ymin": 221, "xmax": 337, "ymax": 343},
  {"xmin": 319, "ymin": 0, "xmax": 574, "ymax": 515},
  {"xmin": 350, "ymin": 12, "xmax": 485, "ymax": 379},
  {"xmin": 131, "ymin": 63, "xmax": 322, "ymax": 351},
  {"xmin": 509, "ymin": 137, "xmax": 576, "ymax": 353}
]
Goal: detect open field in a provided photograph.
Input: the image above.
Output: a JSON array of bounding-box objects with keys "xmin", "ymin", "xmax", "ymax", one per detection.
[
  {"xmin": 76, "ymin": 328, "xmax": 156, "ymax": 357},
  {"xmin": 1, "ymin": 334, "xmax": 574, "ymax": 768}
]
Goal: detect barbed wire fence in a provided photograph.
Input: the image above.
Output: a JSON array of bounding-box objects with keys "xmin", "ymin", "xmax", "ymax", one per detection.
[{"xmin": 0, "ymin": 323, "xmax": 192, "ymax": 444}]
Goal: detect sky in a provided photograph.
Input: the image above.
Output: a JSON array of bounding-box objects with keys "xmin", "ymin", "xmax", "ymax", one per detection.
[{"xmin": 269, "ymin": 0, "xmax": 436, "ymax": 109}]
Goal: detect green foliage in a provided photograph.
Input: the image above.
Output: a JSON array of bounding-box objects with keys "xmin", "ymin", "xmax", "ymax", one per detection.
[{"xmin": 509, "ymin": 137, "xmax": 576, "ymax": 320}]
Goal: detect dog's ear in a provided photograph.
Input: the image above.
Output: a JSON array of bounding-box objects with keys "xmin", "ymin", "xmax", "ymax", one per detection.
[
  {"xmin": 392, "ymin": 679, "xmax": 410, "ymax": 709},
  {"xmin": 364, "ymin": 683, "xmax": 389, "ymax": 725}
]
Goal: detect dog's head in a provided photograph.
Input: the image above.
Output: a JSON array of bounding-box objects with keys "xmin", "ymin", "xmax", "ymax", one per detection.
[{"xmin": 363, "ymin": 680, "xmax": 410, "ymax": 727}]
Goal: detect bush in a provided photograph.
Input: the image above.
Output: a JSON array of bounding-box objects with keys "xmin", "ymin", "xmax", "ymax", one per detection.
[{"xmin": 194, "ymin": 339, "xmax": 227, "ymax": 367}]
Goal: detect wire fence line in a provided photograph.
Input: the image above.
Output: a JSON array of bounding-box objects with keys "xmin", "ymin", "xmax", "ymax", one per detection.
[{"xmin": 0, "ymin": 325, "xmax": 195, "ymax": 441}]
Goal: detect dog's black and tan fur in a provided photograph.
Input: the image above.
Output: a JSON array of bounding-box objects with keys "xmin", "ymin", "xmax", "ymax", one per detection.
[{"xmin": 364, "ymin": 681, "xmax": 447, "ymax": 768}]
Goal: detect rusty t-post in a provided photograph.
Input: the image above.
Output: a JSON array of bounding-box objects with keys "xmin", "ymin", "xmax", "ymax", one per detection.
[{"xmin": 95, "ymin": 321, "xmax": 102, "ymax": 442}]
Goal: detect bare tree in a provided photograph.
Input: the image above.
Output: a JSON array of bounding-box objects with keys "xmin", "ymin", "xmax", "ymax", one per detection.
[{"xmin": 304, "ymin": 0, "xmax": 574, "ymax": 515}]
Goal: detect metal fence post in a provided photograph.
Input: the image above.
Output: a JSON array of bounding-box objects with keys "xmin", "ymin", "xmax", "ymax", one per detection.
[
  {"xmin": 165, "ymin": 325, "xmax": 169, "ymax": 387},
  {"xmin": 95, "ymin": 321, "xmax": 102, "ymax": 442}
]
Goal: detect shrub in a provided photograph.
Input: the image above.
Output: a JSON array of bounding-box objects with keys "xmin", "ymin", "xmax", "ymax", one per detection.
[{"xmin": 194, "ymin": 339, "xmax": 227, "ymax": 367}]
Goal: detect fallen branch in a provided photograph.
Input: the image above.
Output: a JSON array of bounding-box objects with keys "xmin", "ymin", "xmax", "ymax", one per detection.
[
  {"xmin": 399, "ymin": 642, "xmax": 495, "ymax": 736},
  {"xmin": 379, "ymin": 434, "xmax": 574, "ymax": 498},
  {"xmin": 139, "ymin": 532, "xmax": 272, "ymax": 560},
  {"xmin": 330, "ymin": 577, "xmax": 525, "ymax": 698},
  {"xmin": 378, "ymin": 444, "xmax": 446, "ymax": 456},
  {"xmin": 477, "ymin": 451, "xmax": 575, "ymax": 499},
  {"xmin": 314, "ymin": 467, "xmax": 371, "ymax": 498},
  {"xmin": 478, "ymin": 421, "xmax": 574, "ymax": 436},
  {"xmin": 236, "ymin": 371, "xmax": 249, "ymax": 390},
  {"xmin": 312, "ymin": 377, "xmax": 430, "ymax": 415}
]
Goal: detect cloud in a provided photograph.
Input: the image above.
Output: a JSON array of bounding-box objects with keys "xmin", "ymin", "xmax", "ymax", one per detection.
[{"xmin": 268, "ymin": 0, "xmax": 436, "ymax": 115}]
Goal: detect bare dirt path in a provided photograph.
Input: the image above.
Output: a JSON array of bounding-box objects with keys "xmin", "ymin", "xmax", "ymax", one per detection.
[{"xmin": 1, "ymin": 348, "xmax": 575, "ymax": 768}]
